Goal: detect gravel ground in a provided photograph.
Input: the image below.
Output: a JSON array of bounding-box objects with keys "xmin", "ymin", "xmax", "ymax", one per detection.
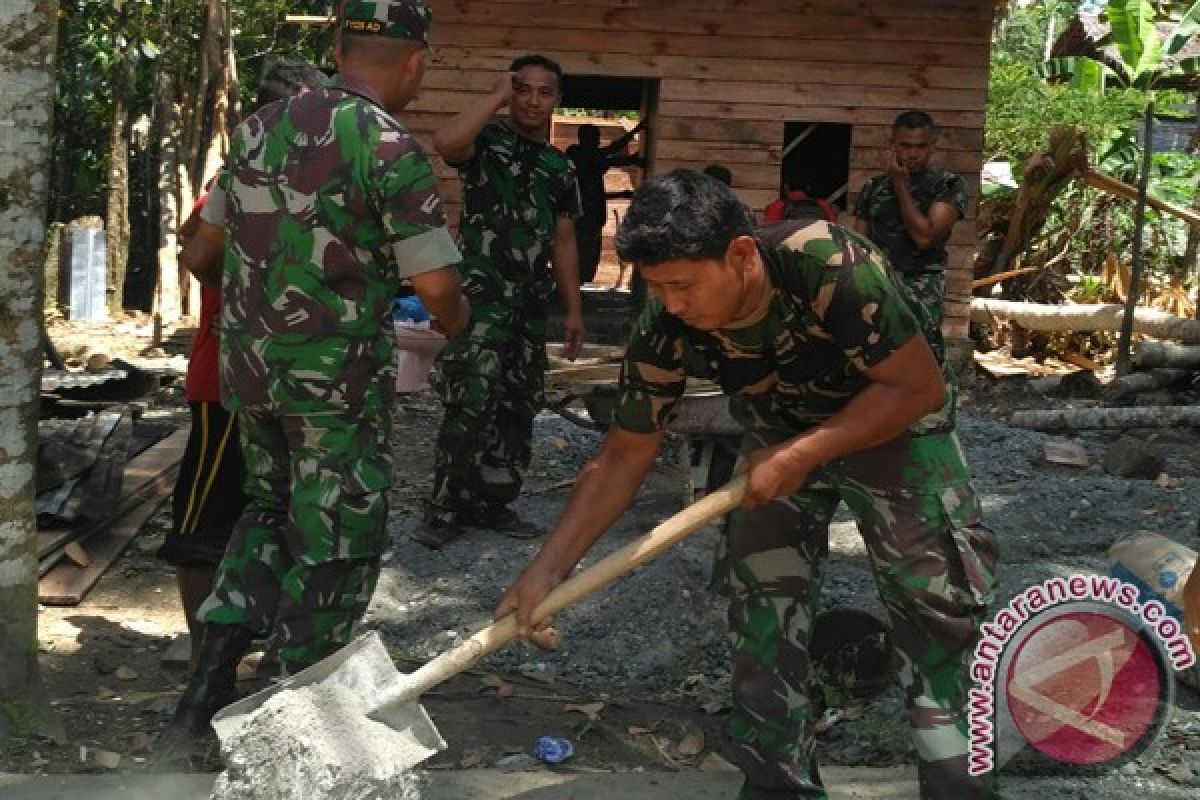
[{"xmin": 368, "ymin": 389, "xmax": 1200, "ymax": 797}]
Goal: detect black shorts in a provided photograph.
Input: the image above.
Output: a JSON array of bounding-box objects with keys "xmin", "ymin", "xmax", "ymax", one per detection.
[{"xmin": 159, "ymin": 402, "xmax": 247, "ymax": 567}]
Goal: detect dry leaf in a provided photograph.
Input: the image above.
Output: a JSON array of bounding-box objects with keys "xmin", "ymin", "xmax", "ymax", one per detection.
[
  {"xmin": 698, "ymin": 752, "xmax": 738, "ymax": 772},
  {"xmin": 1156, "ymin": 472, "xmax": 1171, "ymax": 488},
  {"xmin": 677, "ymin": 725, "xmax": 705, "ymax": 756},
  {"xmin": 115, "ymin": 666, "xmax": 138, "ymax": 681},
  {"xmin": 551, "ymin": 437, "xmax": 570, "ymax": 451},
  {"xmin": 92, "ymin": 749, "xmax": 121, "ymax": 769},
  {"xmin": 1043, "ymin": 440, "xmax": 1089, "ymax": 468},
  {"xmin": 564, "ymin": 701, "xmax": 604, "ymax": 721},
  {"xmin": 97, "ymin": 686, "xmax": 117, "ymax": 700},
  {"xmin": 479, "ymin": 675, "xmax": 515, "ymax": 698},
  {"xmin": 627, "ymin": 726, "xmax": 653, "ymax": 736}
]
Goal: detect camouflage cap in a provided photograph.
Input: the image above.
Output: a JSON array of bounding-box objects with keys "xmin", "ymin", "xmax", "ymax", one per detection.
[{"xmin": 340, "ymin": 0, "xmax": 432, "ymax": 45}]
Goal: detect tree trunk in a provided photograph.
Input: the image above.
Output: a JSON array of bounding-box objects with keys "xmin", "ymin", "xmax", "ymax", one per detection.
[
  {"xmin": 104, "ymin": 94, "xmax": 130, "ymax": 315},
  {"xmin": 1010, "ymin": 406, "xmax": 1200, "ymax": 431},
  {"xmin": 1115, "ymin": 104, "xmax": 1155, "ymax": 376},
  {"xmin": 0, "ymin": 0, "xmax": 58, "ymax": 740},
  {"xmin": 970, "ymin": 298, "xmax": 1200, "ymax": 344},
  {"xmin": 104, "ymin": 0, "xmax": 132, "ymax": 315},
  {"xmin": 156, "ymin": 98, "xmax": 184, "ymax": 327}
]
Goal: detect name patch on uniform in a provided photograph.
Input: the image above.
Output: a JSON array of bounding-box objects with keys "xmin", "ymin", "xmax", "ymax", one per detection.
[{"xmin": 345, "ymin": 19, "xmax": 384, "ymax": 33}]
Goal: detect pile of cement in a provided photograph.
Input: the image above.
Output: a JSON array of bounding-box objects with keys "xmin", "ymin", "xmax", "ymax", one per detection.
[{"xmin": 211, "ymin": 684, "xmax": 428, "ymax": 800}]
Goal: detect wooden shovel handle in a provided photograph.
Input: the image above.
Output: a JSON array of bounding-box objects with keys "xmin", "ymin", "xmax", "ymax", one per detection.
[{"xmin": 381, "ymin": 476, "xmax": 746, "ymax": 707}]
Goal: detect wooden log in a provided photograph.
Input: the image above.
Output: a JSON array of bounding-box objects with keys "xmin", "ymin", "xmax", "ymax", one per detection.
[
  {"xmin": 1106, "ymin": 368, "xmax": 1193, "ymax": 400},
  {"xmin": 1010, "ymin": 406, "xmax": 1200, "ymax": 431},
  {"xmin": 971, "ymin": 267, "xmax": 1040, "ymax": 289},
  {"xmin": 1084, "ymin": 170, "xmax": 1200, "ymax": 228},
  {"xmin": 970, "ymin": 299, "xmax": 1200, "ymax": 344},
  {"xmin": 1133, "ymin": 341, "xmax": 1200, "ymax": 370}
]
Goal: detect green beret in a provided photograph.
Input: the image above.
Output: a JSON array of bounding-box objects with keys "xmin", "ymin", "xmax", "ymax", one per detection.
[{"xmin": 341, "ymin": 0, "xmax": 432, "ymax": 45}]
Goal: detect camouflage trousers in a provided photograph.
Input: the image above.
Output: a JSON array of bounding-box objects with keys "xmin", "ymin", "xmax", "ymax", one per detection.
[
  {"xmin": 899, "ymin": 270, "xmax": 946, "ymax": 365},
  {"xmin": 720, "ymin": 429, "xmax": 998, "ymax": 800},
  {"xmin": 198, "ymin": 407, "xmax": 392, "ymax": 671},
  {"xmin": 427, "ymin": 307, "xmax": 547, "ymax": 524}
]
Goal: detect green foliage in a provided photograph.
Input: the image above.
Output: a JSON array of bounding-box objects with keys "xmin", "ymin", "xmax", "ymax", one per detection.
[
  {"xmin": 985, "ymin": 63, "xmax": 1150, "ymax": 172},
  {"xmin": 1108, "ymin": 0, "xmax": 1165, "ymax": 86},
  {"xmin": 993, "ymin": 1, "xmax": 1079, "ymax": 67},
  {"xmin": 51, "ymin": 0, "xmax": 332, "ymax": 221}
]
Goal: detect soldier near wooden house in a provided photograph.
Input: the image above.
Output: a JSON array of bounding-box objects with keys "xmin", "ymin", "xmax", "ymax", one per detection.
[
  {"xmin": 853, "ymin": 110, "xmax": 967, "ymax": 364},
  {"xmin": 157, "ymin": 0, "xmax": 469, "ymax": 757},
  {"xmin": 162, "ymin": 58, "xmax": 328, "ymax": 670},
  {"xmin": 414, "ymin": 54, "xmax": 585, "ymax": 549},
  {"xmin": 499, "ymin": 170, "xmax": 997, "ymax": 800}
]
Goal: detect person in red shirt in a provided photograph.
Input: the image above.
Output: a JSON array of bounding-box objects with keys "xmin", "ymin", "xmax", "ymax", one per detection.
[
  {"xmin": 763, "ymin": 179, "xmax": 838, "ymax": 225},
  {"xmin": 158, "ymin": 60, "xmax": 328, "ymax": 666}
]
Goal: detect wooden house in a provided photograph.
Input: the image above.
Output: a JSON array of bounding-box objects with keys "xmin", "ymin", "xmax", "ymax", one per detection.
[{"xmin": 404, "ymin": 0, "xmax": 1001, "ymax": 353}]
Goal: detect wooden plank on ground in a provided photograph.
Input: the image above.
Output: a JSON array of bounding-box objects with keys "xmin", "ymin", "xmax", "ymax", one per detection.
[
  {"xmin": 37, "ymin": 427, "xmax": 188, "ymax": 595},
  {"xmin": 38, "ymin": 427, "xmax": 190, "ymax": 569},
  {"xmin": 38, "ymin": 462, "xmax": 179, "ymax": 605}
]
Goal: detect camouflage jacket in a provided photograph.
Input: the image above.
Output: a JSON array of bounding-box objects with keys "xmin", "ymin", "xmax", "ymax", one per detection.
[
  {"xmin": 854, "ymin": 166, "xmax": 967, "ymax": 274},
  {"xmin": 613, "ymin": 221, "xmax": 928, "ymax": 435},
  {"xmin": 451, "ymin": 121, "xmax": 581, "ymax": 310},
  {"xmin": 214, "ymin": 78, "xmax": 461, "ymax": 414}
]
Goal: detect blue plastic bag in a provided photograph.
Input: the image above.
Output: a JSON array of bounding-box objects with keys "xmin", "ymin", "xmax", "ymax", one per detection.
[{"xmin": 393, "ymin": 295, "xmax": 431, "ymax": 323}]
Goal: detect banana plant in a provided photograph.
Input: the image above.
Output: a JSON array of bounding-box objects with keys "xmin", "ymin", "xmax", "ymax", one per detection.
[{"xmin": 1036, "ymin": 0, "xmax": 1199, "ymax": 89}]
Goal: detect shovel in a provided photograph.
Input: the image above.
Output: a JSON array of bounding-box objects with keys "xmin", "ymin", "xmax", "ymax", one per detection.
[{"xmin": 211, "ymin": 475, "xmax": 746, "ymax": 771}]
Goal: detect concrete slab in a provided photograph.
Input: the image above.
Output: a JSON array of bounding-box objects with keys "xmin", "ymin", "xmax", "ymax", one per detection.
[{"xmin": 0, "ymin": 767, "xmax": 919, "ymax": 799}]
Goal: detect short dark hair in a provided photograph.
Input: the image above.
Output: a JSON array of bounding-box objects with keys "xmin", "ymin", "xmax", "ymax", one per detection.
[
  {"xmin": 702, "ymin": 164, "xmax": 732, "ymax": 186},
  {"xmin": 892, "ymin": 110, "xmax": 936, "ymax": 134},
  {"xmin": 509, "ymin": 54, "xmax": 564, "ymax": 89},
  {"xmin": 256, "ymin": 59, "xmax": 327, "ymax": 110},
  {"xmin": 615, "ymin": 169, "xmax": 755, "ymax": 267}
]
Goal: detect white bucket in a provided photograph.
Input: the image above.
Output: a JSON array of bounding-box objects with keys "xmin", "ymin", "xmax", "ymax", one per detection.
[{"xmin": 394, "ymin": 321, "xmax": 447, "ymax": 392}]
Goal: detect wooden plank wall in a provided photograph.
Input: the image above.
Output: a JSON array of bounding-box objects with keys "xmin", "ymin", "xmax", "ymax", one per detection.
[{"xmin": 408, "ymin": 0, "xmax": 996, "ymax": 342}]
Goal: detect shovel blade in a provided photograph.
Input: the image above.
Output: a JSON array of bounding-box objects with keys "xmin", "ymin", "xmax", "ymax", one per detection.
[{"xmin": 211, "ymin": 630, "xmax": 446, "ymax": 770}]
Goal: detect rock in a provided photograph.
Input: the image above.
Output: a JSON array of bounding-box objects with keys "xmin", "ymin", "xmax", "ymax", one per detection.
[
  {"xmin": 92, "ymin": 653, "xmax": 118, "ymax": 675},
  {"xmin": 1103, "ymin": 436, "xmax": 1166, "ymax": 480}
]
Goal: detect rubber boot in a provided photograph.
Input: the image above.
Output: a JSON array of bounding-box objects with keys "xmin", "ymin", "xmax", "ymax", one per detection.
[{"xmin": 155, "ymin": 623, "xmax": 255, "ymax": 767}]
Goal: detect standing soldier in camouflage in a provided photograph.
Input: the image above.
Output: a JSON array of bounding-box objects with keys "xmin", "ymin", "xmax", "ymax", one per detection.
[
  {"xmin": 157, "ymin": 0, "xmax": 468, "ymax": 755},
  {"xmin": 853, "ymin": 110, "xmax": 967, "ymax": 364},
  {"xmin": 413, "ymin": 54, "xmax": 584, "ymax": 549},
  {"xmin": 498, "ymin": 171, "xmax": 997, "ymax": 800}
]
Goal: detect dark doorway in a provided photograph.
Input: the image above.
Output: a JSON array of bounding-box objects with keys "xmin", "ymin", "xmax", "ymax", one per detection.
[
  {"xmin": 552, "ymin": 76, "xmax": 658, "ymax": 289},
  {"xmin": 781, "ymin": 122, "xmax": 853, "ymax": 210}
]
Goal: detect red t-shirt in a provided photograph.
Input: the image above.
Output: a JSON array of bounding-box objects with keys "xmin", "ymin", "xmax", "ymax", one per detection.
[
  {"xmin": 182, "ymin": 192, "xmax": 221, "ymax": 403},
  {"xmin": 763, "ymin": 190, "xmax": 838, "ymax": 225}
]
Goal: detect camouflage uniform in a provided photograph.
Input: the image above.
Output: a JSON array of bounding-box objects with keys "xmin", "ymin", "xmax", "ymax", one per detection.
[
  {"xmin": 427, "ymin": 121, "xmax": 580, "ymax": 525},
  {"xmin": 613, "ymin": 221, "xmax": 997, "ymax": 799},
  {"xmin": 200, "ymin": 4, "xmax": 461, "ymax": 671},
  {"xmin": 854, "ymin": 167, "xmax": 967, "ymax": 363}
]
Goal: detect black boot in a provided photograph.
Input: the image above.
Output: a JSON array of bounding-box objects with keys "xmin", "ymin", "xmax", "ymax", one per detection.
[{"xmin": 155, "ymin": 623, "xmax": 255, "ymax": 767}]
